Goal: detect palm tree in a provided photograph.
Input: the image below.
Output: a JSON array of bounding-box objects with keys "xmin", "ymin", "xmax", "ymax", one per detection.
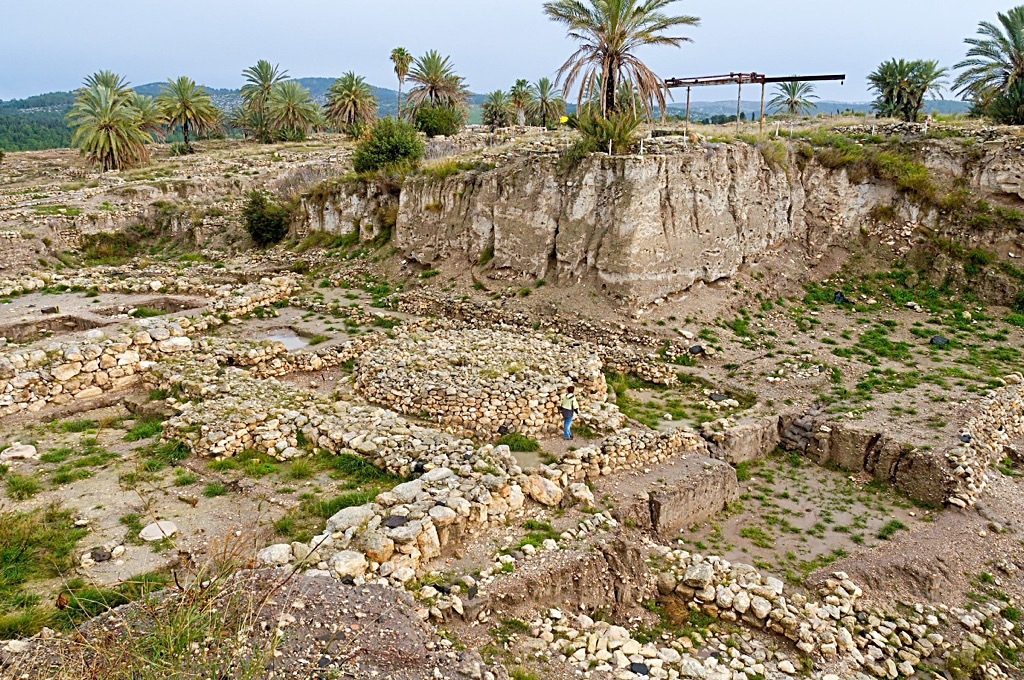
[
  {"xmin": 405, "ymin": 50, "xmax": 470, "ymax": 114},
  {"xmin": 954, "ymin": 6, "xmax": 1024, "ymax": 106},
  {"xmin": 157, "ymin": 76, "xmax": 220, "ymax": 152},
  {"xmin": 241, "ymin": 60, "xmax": 288, "ymax": 111},
  {"xmin": 326, "ymin": 72, "xmax": 378, "ymax": 135},
  {"xmin": 509, "ymin": 79, "xmax": 533, "ymax": 125},
  {"xmin": 82, "ymin": 70, "xmax": 133, "ymax": 103},
  {"xmin": 132, "ymin": 94, "xmax": 166, "ymax": 141},
  {"xmin": 483, "ymin": 90, "xmax": 515, "ymax": 128},
  {"xmin": 529, "ymin": 77, "xmax": 567, "ymax": 127},
  {"xmin": 267, "ymin": 81, "xmax": 322, "ymax": 140},
  {"xmin": 543, "ymin": 0, "xmax": 700, "ymax": 118},
  {"xmin": 868, "ymin": 59, "xmax": 947, "ymax": 122},
  {"xmin": 240, "ymin": 60, "xmax": 288, "ymax": 141},
  {"xmin": 767, "ymin": 81, "xmax": 819, "ymax": 116},
  {"xmin": 390, "ymin": 47, "xmax": 414, "ymax": 119},
  {"xmin": 68, "ymin": 83, "xmax": 151, "ymax": 171}
]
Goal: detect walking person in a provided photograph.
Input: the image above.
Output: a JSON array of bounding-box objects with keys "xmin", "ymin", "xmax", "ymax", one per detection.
[{"xmin": 560, "ymin": 385, "xmax": 580, "ymax": 440}]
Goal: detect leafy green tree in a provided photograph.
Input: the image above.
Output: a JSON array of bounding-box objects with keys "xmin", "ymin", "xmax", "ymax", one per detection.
[
  {"xmin": 529, "ymin": 77, "xmax": 567, "ymax": 127},
  {"xmin": 868, "ymin": 59, "xmax": 947, "ymax": 122},
  {"xmin": 767, "ymin": 81, "xmax": 819, "ymax": 116},
  {"xmin": 67, "ymin": 79, "xmax": 151, "ymax": 171},
  {"xmin": 406, "ymin": 50, "xmax": 470, "ymax": 115},
  {"xmin": 483, "ymin": 90, "xmax": 515, "ymax": 128},
  {"xmin": 353, "ymin": 117, "xmax": 425, "ymax": 173},
  {"xmin": 390, "ymin": 47, "xmax": 414, "ymax": 119},
  {"xmin": 414, "ymin": 105, "xmax": 464, "ymax": 137},
  {"xmin": 267, "ymin": 81, "xmax": 322, "ymax": 141},
  {"xmin": 326, "ymin": 72, "xmax": 378, "ymax": 136},
  {"xmin": 509, "ymin": 79, "xmax": 533, "ymax": 126},
  {"xmin": 239, "ymin": 60, "xmax": 288, "ymax": 142},
  {"xmin": 954, "ymin": 6, "xmax": 1024, "ymax": 106},
  {"xmin": 156, "ymin": 76, "xmax": 220, "ymax": 152},
  {"xmin": 543, "ymin": 0, "xmax": 700, "ymax": 118},
  {"xmin": 242, "ymin": 190, "xmax": 291, "ymax": 247}
]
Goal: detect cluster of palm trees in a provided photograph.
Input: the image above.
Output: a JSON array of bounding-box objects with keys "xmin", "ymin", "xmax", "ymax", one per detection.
[
  {"xmin": 482, "ymin": 78, "xmax": 567, "ymax": 129},
  {"xmin": 865, "ymin": 6, "xmax": 1024, "ymax": 123},
  {"xmin": 68, "ymin": 71, "xmax": 220, "ymax": 170},
  {"xmin": 390, "ymin": 48, "xmax": 471, "ymax": 127}
]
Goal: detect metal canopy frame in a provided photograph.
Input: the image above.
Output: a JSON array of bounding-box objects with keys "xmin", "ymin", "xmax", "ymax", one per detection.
[{"xmin": 662, "ymin": 72, "xmax": 846, "ymax": 134}]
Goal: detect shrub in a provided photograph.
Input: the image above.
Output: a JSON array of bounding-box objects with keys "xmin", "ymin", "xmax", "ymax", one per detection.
[
  {"xmin": 985, "ymin": 80, "xmax": 1024, "ymax": 125},
  {"xmin": 495, "ymin": 432, "xmax": 540, "ymax": 452},
  {"xmin": 168, "ymin": 141, "xmax": 193, "ymax": 157},
  {"xmin": 414, "ymin": 105, "xmax": 464, "ymax": 137},
  {"xmin": 242, "ymin": 190, "xmax": 290, "ymax": 247},
  {"xmin": 566, "ymin": 111, "xmax": 640, "ymax": 155},
  {"xmin": 353, "ymin": 118, "xmax": 424, "ymax": 173}
]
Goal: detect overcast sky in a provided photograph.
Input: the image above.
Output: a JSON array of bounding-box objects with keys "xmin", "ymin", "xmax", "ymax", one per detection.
[{"xmin": 0, "ymin": 0, "xmax": 1012, "ymax": 102}]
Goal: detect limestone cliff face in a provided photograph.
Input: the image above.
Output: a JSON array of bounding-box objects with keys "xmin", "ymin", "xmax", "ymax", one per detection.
[
  {"xmin": 300, "ymin": 140, "xmax": 1023, "ymax": 303},
  {"xmin": 393, "ymin": 145, "xmax": 891, "ymax": 301}
]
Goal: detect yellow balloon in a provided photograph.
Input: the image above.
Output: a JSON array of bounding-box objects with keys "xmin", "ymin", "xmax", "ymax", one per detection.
[{"xmin": 560, "ymin": 116, "xmax": 569, "ymax": 124}]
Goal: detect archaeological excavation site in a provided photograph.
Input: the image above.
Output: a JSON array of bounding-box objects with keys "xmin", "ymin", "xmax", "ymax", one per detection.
[
  {"xmin": 5, "ymin": 3, "xmax": 1024, "ymax": 672},
  {"xmin": 0, "ymin": 117, "xmax": 1022, "ymax": 680}
]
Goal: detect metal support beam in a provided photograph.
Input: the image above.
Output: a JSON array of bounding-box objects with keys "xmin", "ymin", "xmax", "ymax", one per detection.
[
  {"xmin": 736, "ymin": 81, "xmax": 742, "ymax": 133},
  {"xmin": 685, "ymin": 86, "xmax": 691, "ymax": 136}
]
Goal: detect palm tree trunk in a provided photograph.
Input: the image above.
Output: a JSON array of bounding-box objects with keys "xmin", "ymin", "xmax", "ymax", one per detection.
[
  {"xmin": 183, "ymin": 120, "xmax": 191, "ymax": 152},
  {"xmin": 604, "ymin": 66, "xmax": 617, "ymax": 118},
  {"xmin": 397, "ymin": 79, "xmax": 403, "ymax": 121}
]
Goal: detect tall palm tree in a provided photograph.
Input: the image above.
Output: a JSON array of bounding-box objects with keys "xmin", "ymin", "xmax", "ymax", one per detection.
[
  {"xmin": 543, "ymin": 0, "xmax": 700, "ymax": 118},
  {"xmin": 267, "ymin": 81, "xmax": 322, "ymax": 141},
  {"xmin": 390, "ymin": 47, "xmax": 414, "ymax": 119},
  {"xmin": 509, "ymin": 79, "xmax": 533, "ymax": 126},
  {"xmin": 868, "ymin": 59, "xmax": 947, "ymax": 122},
  {"xmin": 68, "ymin": 84, "xmax": 151, "ymax": 171},
  {"xmin": 157, "ymin": 76, "xmax": 220, "ymax": 152},
  {"xmin": 326, "ymin": 72, "xmax": 378, "ymax": 135},
  {"xmin": 767, "ymin": 81, "xmax": 819, "ymax": 116},
  {"xmin": 240, "ymin": 60, "xmax": 288, "ymax": 142},
  {"xmin": 241, "ymin": 60, "xmax": 289, "ymax": 111},
  {"xmin": 529, "ymin": 77, "xmax": 567, "ymax": 127},
  {"xmin": 954, "ymin": 6, "xmax": 1024, "ymax": 106},
  {"xmin": 483, "ymin": 90, "xmax": 515, "ymax": 128},
  {"xmin": 405, "ymin": 50, "xmax": 469, "ymax": 114}
]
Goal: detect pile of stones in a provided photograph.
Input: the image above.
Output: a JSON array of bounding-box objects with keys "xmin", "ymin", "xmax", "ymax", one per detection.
[{"xmin": 353, "ymin": 325, "xmax": 615, "ymax": 438}]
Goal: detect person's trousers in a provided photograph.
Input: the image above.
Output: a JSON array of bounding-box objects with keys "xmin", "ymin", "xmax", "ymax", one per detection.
[{"xmin": 563, "ymin": 411, "xmax": 574, "ymax": 439}]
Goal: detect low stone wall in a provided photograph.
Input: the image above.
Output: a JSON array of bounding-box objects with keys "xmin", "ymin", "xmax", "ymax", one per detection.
[
  {"xmin": 353, "ymin": 326, "xmax": 615, "ymax": 438},
  {"xmin": 0, "ymin": 276, "xmax": 297, "ymax": 417},
  {"xmin": 654, "ymin": 548, "xmax": 1020, "ymax": 679},
  {"xmin": 945, "ymin": 378, "xmax": 1024, "ymax": 508}
]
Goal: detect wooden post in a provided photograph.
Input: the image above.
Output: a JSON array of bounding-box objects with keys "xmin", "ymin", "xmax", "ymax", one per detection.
[
  {"xmin": 759, "ymin": 82, "xmax": 766, "ymax": 135},
  {"xmin": 685, "ymin": 86, "xmax": 691, "ymax": 136},
  {"xmin": 736, "ymin": 80, "xmax": 742, "ymax": 133}
]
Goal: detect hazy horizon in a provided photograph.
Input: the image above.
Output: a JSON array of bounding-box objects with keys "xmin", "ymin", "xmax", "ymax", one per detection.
[{"xmin": 1, "ymin": 0, "xmax": 1013, "ymax": 102}]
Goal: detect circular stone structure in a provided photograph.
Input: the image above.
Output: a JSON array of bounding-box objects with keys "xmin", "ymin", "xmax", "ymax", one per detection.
[{"xmin": 353, "ymin": 327, "xmax": 608, "ymax": 438}]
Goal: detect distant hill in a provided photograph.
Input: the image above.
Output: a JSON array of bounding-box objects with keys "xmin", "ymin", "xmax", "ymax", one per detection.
[{"xmin": 665, "ymin": 99, "xmax": 971, "ymax": 120}]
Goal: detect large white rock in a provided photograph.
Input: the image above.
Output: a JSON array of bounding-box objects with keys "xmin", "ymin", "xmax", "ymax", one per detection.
[
  {"xmin": 523, "ymin": 475, "xmax": 563, "ymax": 506},
  {"xmin": 157, "ymin": 337, "xmax": 192, "ymax": 353},
  {"xmin": 0, "ymin": 443, "xmax": 38, "ymax": 461},
  {"xmin": 326, "ymin": 505, "xmax": 376, "ymax": 534},
  {"xmin": 139, "ymin": 520, "xmax": 178, "ymax": 542},
  {"xmin": 256, "ymin": 543, "xmax": 293, "ymax": 566},
  {"xmin": 390, "ymin": 479, "xmax": 424, "ymax": 504},
  {"xmin": 329, "ymin": 550, "xmax": 368, "ymax": 578}
]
